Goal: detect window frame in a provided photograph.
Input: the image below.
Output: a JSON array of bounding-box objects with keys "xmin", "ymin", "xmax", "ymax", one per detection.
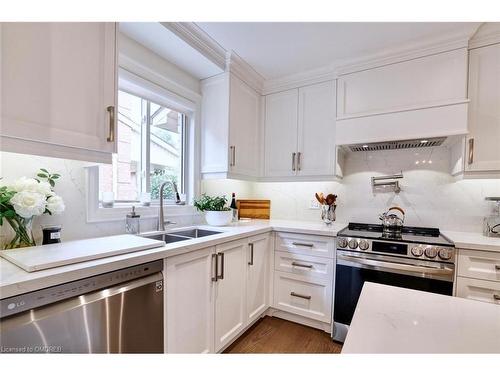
[{"xmin": 86, "ymin": 69, "xmax": 200, "ymax": 223}]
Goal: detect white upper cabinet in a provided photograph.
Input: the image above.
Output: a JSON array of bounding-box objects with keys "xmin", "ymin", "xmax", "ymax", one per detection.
[
  {"xmin": 200, "ymin": 72, "xmax": 260, "ymax": 179},
  {"xmin": 264, "ymin": 81, "xmax": 337, "ymax": 179},
  {"xmin": 229, "ymin": 75, "xmax": 261, "ymax": 177},
  {"xmin": 336, "ymin": 48, "xmax": 469, "ymax": 145},
  {"xmin": 465, "ymin": 43, "xmax": 500, "ymax": 173},
  {"xmin": 1, "ymin": 23, "xmax": 117, "ymax": 163},
  {"xmin": 264, "ymin": 89, "xmax": 299, "ymax": 177},
  {"xmin": 297, "ymin": 81, "xmax": 336, "ymax": 176}
]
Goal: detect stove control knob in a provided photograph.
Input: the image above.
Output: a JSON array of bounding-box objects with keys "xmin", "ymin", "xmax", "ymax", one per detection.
[
  {"xmin": 424, "ymin": 246, "xmax": 438, "ymax": 258},
  {"xmin": 358, "ymin": 239, "xmax": 369, "ymax": 251},
  {"xmin": 411, "ymin": 245, "xmax": 424, "ymax": 257},
  {"xmin": 337, "ymin": 238, "xmax": 348, "ymax": 249},
  {"xmin": 348, "ymin": 239, "xmax": 359, "ymax": 249},
  {"xmin": 438, "ymin": 248, "xmax": 453, "ymax": 260}
]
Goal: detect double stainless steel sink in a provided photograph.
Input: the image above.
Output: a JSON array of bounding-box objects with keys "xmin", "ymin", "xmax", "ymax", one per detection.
[{"xmin": 141, "ymin": 227, "xmax": 222, "ymax": 244}]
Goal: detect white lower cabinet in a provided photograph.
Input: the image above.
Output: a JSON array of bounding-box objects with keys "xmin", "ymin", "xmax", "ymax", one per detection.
[
  {"xmin": 214, "ymin": 239, "xmax": 248, "ymax": 351},
  {"xmin": 246, "ymin": 234, "xmax": 271, "ymax": 324},
  {"xmin": 456, "ymin": 277, "xmax": 500, "ymax": 305},
  {"xmin": 273, "ymin": 271, "xmax": 332, "ymax": 323},
  {"xmin": 456, "ymin": 248, "xmax": 500, "ymax": 305},
  {"xmin": 165, "ymin": 246, "xmax": 215, "ymax": 353}
]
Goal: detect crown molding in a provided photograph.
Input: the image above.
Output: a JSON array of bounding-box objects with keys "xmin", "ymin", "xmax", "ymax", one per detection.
[
  {"xmin": 334, "ymin": 30, "xmax": 476, "ymax": 76},
  {"xmin": 262, "ymin": 27, "xmax": 480, "ymax": 95},
  {"xmin": 161, "ymin": 22, "xmax": 227, "ymax": 71},
  {"xmin": 469, "ymin": 22, "xmax": 500, "ymax": 49},
  {"xmin": 226, "ymin": 51, "xmax": 265, "ymax": 93},
  {"xmin": 262, "ymin": 64, "xmax": 337, "ymax": 95}
]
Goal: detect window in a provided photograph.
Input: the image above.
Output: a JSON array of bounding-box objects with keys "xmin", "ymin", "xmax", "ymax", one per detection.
[{"xmin": 99, "ymin": 90, "xmax": 186, "ymax": 204}]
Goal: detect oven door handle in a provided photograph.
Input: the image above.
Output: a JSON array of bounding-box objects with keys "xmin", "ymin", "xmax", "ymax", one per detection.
[{"xmin": 337, "ymin": 254, "xmax": 454, "ymax": 277}]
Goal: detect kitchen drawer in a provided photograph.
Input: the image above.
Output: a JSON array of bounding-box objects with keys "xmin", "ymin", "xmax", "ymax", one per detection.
[
  {"xmin": 275, "ymin": 232, "xmax": 334, "ymax": 258},
  {"xmin": 274, "ymin": 251, "xmax": 333, "ymax": 280},
  {"xmin": 456, "ymin": 276, "xmax": 500, "ymax": 305},
  {"xmin": 273, "ymin": 271, "xmax": 332, "ymax": 323},
  {"xmin": 457, "ymin": 249, "xmax": 500, "ymax": 282}
]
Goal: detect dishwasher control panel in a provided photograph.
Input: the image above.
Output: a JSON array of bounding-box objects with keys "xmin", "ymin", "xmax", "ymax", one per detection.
[{"xmin": 0, "ymin": 260, "xmax": 163, "ymax": 319}]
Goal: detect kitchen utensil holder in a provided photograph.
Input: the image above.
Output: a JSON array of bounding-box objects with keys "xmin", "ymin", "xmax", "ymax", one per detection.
[{"xmin": 321, "ymin": 204, "xmax": 336, "ymax": 224}]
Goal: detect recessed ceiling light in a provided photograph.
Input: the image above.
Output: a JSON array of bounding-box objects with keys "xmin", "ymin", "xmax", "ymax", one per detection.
[
  {"xmin": 420, "ymin": 140, "xmax": 428, "ymax": 144},
  {"xmin": 362, "ymin": 145, "xmax": 369, "ymax": 148}
]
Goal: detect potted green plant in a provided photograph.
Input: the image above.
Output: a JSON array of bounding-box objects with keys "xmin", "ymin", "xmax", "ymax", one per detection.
[{"xmin": 193, "ymin": 194, "xmax": 232, "ymax": 226}]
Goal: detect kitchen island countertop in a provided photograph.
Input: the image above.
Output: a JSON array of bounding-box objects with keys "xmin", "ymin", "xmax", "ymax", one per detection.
[{"xmin": 342, "ymin": 282, "xmax": 500, "ymax": 353}]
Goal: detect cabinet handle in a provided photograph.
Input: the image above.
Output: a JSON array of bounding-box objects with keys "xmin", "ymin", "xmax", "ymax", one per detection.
[
  {"xmin": 292, "ymin": 242, "xmax": 314, "ymax": 248},
  {"xmin": 495, "ymin": 265, "xmax": 500, "ymax": 271},
  {"xmin": 290, "ymin": 292, "xmax": 311, "ymax": 300},
  {"xmin": 468, "ymin": 138, "xmax": 474, "ymax": 165},
  {"xmin": 217, "ymin": 252, "xmax": 225, "ymax": 280},
  {"xmin": 233, "ymin": 146, "xmax": 236, "ymax": 166},
  {"xmin": 297, "ymin": 152, "xmax": 302, "ymax": 171},
  {"xmin": 211, "ymin": 253, "xmax": 218, "ymax": 282},
  {"xmin": 493, "ymin": 294, "xmax": 500, "ymax": 300},
  {"xmin": 292, "ymin": 153, "xmax": 296, "ymax": 171},
  {"xmin": 229, "ymin": 146, "xmax": 233, "ymax": 166},
  {"xmin": 291, "ymin": 261, "xmax": 313, "ymax": 269},
  {"xmin": 106, "ymin": 105, "xmax": 115, "ymax": 142},
  {"xmin": 248, "ymin": 243, "xmax": 254, "ymax": 266}
]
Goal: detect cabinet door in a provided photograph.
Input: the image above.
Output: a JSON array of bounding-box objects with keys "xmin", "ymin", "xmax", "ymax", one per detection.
[
  {"xmin": 229, "ymin": 75, "xmax": 260, "ymax": 177},
  {"xmin": 165, "ymin": 247, "xmax": 215, "ymax": 353},
  {"xmin": 264, "ymin": 89, "xmax": 299, "ymax": 177},
  {"xmin": 1, "ymin": 23, "xmax": 117, "ymax": 161},
  {"xmin": 200, "ymin": 74, "xmax": 230, "ymax": 174},
  {"xmin": 246, "ymin": 234, "xmax": 271, "ymax": 323},
  {"xmin": 297, "ymin": 81, "xmax": 336, "ymax": 176},
  {"xmin": 214, "ymin": 239, "xmax": 248, "ymax": 351},
  {"xmin": 466, "ymin": 43, "xmax": 500, "ymax": 172}
]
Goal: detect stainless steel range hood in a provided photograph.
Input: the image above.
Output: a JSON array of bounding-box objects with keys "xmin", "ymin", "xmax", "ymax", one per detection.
[{"xmin": 345, "ymin": 137, "xmax": 447, "ymax": 152}]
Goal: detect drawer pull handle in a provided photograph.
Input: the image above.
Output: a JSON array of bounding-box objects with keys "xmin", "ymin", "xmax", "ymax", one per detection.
[
  {"xmin": 290, "ymin": 292, "xmax": 311, "ymax": 300},
  {"xmin": 494, "ymin": 294, "xmax": 500, "ymax": 301},
  {"xmin": 495, "ymin": 265, "xmax": 500, "ymax": 271},
  {"xmin": 291, "ymin": 262, "xmax": 313, "ymax": 269},
  {"xmin": 292, "ymin": 242, "xmax": 314, "ymax": 248}
]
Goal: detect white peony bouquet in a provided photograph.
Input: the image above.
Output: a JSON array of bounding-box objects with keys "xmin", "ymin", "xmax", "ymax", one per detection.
[{"xmin": 0, "ymin": 169, "xmax": 65, "ymax": 249}]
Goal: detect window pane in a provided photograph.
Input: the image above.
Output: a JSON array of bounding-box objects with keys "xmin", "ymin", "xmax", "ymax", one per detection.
[
  {"xmin": 150, "ymin": 102, "xmax": 183, "ymax": 200},
  {"xmin": 99, "ymin": 91, "xmax": 143, "ymax": 202}
]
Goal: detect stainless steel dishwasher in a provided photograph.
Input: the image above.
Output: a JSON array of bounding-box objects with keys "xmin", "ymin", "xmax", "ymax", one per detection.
[{"xmin": 0, "ymin": 260, "xmax": 164, "ymax": 353}]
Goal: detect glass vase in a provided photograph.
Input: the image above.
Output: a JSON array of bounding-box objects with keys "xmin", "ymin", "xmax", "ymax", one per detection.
[{"xmin": 4, "ymin": 216, "xmax": 36, "ymax": 249}]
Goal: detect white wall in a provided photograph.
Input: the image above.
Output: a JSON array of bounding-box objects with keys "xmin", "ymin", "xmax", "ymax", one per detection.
[{"xmin": 202, "ymin": 146, "xmax": 500, "ymax": 233}]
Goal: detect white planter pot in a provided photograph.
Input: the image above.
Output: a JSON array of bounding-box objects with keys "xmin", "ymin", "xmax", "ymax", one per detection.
[{"xmin": 204, "ymin": 210, "xmax": 233, "ymax": 226}]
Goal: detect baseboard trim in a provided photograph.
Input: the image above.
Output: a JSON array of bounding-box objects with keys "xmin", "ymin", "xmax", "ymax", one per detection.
[{"xmin": 266, "ymin": 308, "xmax": 332, "ymax": 334}]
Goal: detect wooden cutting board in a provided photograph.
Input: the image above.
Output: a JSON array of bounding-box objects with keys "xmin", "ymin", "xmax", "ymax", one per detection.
[{"xmin": 236, "ymin": 200, "xmax": 271, "ymax": 219}]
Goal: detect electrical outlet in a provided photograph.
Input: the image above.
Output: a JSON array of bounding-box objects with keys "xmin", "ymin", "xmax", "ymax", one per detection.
[{"xmin": 309, "ymin": 200, "xmax": 320, "ymax": 209}]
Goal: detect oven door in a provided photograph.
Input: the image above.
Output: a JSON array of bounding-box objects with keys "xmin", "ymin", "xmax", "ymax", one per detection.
[{"xmin": 333, "ymin": 250, "xmax": 454, "ymax": 341}]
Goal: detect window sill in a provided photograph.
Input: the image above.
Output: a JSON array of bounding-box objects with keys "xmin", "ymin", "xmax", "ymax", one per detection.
[{"xmin": 86, "ymin": 166, "xmax": 198, "ymax": 223}]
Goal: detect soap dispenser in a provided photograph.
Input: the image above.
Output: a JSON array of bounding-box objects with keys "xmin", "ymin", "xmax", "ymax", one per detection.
[{"xmin": 126, "ymin": 206, "xmax": 140, "ymax": 234}]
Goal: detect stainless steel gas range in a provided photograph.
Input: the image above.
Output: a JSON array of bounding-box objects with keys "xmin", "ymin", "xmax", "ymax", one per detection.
[{"xmin": 332, "ymin": 222, "xmax": 455, "ymax": 342}]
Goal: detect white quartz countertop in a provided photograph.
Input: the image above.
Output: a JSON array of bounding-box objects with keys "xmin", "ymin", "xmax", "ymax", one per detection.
[
  {"xmin": 0, "ymin": 219, "xmax": 346, "ymax": 299},
  {"xmin": 442, "ymin": 230, "xmax": 500, "ymax": 252},
  {"xmin": 342, "ymin": 282, "xmax": 500, "ymax": 353}
]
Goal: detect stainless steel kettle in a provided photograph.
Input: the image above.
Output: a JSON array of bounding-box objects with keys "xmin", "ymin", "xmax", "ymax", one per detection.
[{"xmin": 379, "ymin": 206, "xmax": 405, "ymax": 233}]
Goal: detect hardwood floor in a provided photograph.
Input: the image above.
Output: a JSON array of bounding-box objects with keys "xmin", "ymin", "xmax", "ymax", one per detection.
[{"xmin": 223, "ymin": 316, "xmax": 343, "ymax": 354}]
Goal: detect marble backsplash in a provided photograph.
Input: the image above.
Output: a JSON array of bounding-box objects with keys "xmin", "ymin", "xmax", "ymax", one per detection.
[
  {"xmin": 203, "ymin": 146, "xmax": 500, "ymax": 233},
  {"xmin": 1, "ymin": 145, "xmax": 498, "ymax": 246},
  {"xmin": 0, "ymin": 152, "xmax": 197, "ymax": 245}
]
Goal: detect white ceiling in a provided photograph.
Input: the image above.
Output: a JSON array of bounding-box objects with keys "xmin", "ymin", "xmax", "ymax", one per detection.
[
  {"xmin": 120, "ymin": 22, "xmax": 223, "ymax": 79},
  {"xmin": 196, "ymin": 22, "xmax": 480, "ymax": 80}
]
